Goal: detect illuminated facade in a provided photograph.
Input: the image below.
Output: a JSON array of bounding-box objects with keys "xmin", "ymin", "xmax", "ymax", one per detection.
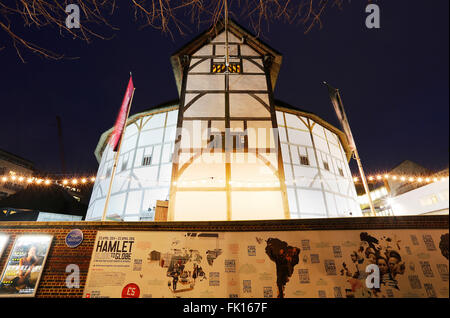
[{"xmin": 85, "ymin": 21, "xmax": 361, "ymax": 221}]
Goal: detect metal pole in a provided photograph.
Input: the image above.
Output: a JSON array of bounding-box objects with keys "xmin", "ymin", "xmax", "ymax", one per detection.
[
  {"xmin": 101, "ymin": 87, "xmax": 136, "ymax": 221},
  {"xmin": 335, "ymin": 89, "xmax": 376, "ymax": 216},
  {"xmin": 224, "ymin": 0, "xmax": 229, "ymax": 67},
  {"xmin": 353, "ymin": 148, "xmax": 377, "ymax": 216},
  {"xmin": 327, "ymin": 83, "xmax": 377, "ymax": 217}
]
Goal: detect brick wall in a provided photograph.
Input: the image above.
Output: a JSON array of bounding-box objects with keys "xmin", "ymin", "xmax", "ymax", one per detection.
[
  {"xmin": 0, "ymin": 226, "xmax": 97, "ymax": 298},
  {"xmin": 0, "ymin": 215, "xmax": 448, "ymax": 298}
]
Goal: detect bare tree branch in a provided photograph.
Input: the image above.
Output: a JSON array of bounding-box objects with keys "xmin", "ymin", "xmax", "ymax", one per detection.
[{"xmin": 0, "ymin": 0, "xmax": 354, "ymax": 62}]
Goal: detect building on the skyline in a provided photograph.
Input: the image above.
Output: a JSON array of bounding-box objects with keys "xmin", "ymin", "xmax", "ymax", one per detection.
[
  {"xmin": 0, "ymin": 148, "xmax": 35, "ymax": 199},
  {"xmin": 85, "ymin": 20, "xmax": 361, "ymax": 221},
  {"xmin": 355, "ymin": 161, "xmax": 449, "ymax": 216},
  {"xmin": 385, "ymin": 160, "xmax": 433, "ymax": 196},
  {"xmin": 389, "ymin": 169, "xmax": 449, "ymax": 216},
  {"xmin": 0, "ymin": 183, "xmax": 86, "ymax": 221}
]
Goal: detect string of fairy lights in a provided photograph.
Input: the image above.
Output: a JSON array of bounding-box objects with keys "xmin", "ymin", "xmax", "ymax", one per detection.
[
  {"xmin": 352, "ymin": 174, "xmax": 449, "ymax": 184},
  {"xmin": 0, "ymin": 170, "xmax": 448, "ymax": 188},
  {"xmin": 0, "ymin": 173, "xmax": 95, "ymax": 186}
]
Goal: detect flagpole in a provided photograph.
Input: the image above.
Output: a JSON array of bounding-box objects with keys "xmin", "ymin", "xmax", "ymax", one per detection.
[
  {"xmin": 325, "ymin": 82, "xmax": 377, "ymax": 217},
  {"xmin": 101, "ymin": 86, "xmax": 136, "ymax": 222},
  {"xmin": 334, "ymin": 89, "xmax": 377, "ymax": 217},
  {"xmin": 353, "ymin": 146, "xmax": 377, "ymax": 216},
  {"xmin": 224, "ymin": 0, "xmax": 229, "ymax": 67}
]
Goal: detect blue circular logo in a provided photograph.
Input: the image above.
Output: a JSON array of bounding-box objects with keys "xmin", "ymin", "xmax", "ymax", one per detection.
[{"xmin": 65, "ymin": 229, "xmax": 83, "ymax": 248}]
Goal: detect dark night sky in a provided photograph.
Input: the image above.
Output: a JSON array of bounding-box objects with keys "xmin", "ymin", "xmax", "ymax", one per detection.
[{"xmin": 1, "ymin": 0, "xmax": 448, "ymax": 177}]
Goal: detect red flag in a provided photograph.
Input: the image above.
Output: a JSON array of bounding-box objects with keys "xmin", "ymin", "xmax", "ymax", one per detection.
[{"xmin": 110, "ymin": 75, "xmax": 134, "ymax": 152}]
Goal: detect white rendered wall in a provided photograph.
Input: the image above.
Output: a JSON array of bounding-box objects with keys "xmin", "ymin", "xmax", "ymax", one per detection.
[
  {"xmin": 36, "ymin": 212, "xmax": 83, "ymax": 222},
  {"xmin": 276, "ymin": 110, "xmax": 362, "ymax": 218},
  {"xmin": 85, "ymin": 109, "xmax": 178, "ymax": 221},
  {"xmin": 390, "ymin": 180, "xmax": 449, "ymax": 215},
  {"xmin": 87, "ymin": 107, "xmax": 362, "ymax": 221},
  {"xmin": 169, "ymin": 30, "xmax": 286, "ymax": 221}
]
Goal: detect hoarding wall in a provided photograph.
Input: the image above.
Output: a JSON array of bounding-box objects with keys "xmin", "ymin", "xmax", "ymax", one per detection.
[{"xmin": 0, "ymin": 216, "xmax": 448, "ymax": 298}]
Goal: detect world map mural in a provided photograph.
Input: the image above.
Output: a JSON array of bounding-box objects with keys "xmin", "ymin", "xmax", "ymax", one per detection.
[{"xmin": 83, "ymin": 229, "xmax": 449, "ymax": 298}]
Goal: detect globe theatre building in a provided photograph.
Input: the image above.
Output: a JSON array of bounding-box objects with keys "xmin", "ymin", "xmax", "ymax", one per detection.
[{"xmin": 86, "ymin": 21, "xmax": 361, "ymax": 221}]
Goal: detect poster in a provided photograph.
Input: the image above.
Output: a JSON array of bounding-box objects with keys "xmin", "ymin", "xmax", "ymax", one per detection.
[
  {"xmin": 83, "ymin": 229, "xmax": 449, "ymax": 298},
  {"xmin": 0, "ymin": 234, "xmax": 53, "ymax": 297},
  {"xmin": 0, "ymin": 234, "xmax": 9, "ymax": 258}
]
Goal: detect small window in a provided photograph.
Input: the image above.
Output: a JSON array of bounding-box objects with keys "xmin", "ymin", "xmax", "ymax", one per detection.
[
  {"xmin": 121, "ymin": 160, "xmax": 128, "ymax": 172},
  {"xmin": 105, "ymin": 168, "xmax": 112, "ymax": 178},
  {"xmin": 142, "ymin": 155, "xmax": 152, "ymax": 166},
  {"xmin": 209, "ymin": 132, "xmax": 247, "ymax": 151},
  {"xmin": 323, "ymin": 161, "xmax": 330, "ymax": 171},
  {"xmin": 300, "ymin": 155, "xmax": 309, "ymax": 166},
  {"xmin": 212, "ymin": 62, "xmax": 241, "ymax": 73},
  {"xmin": 338, "ymin": 167, "xmax": 344, "ymax": 177}
]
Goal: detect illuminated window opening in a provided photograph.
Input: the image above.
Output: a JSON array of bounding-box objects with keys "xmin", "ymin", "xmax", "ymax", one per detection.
[{"xmin": 211, "ymin": 62, "xmax": 242, "ymax": 73}]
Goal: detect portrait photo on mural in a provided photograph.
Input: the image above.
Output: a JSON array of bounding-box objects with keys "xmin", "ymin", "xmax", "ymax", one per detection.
[
  {"xmin": 0, "ymin": 235, "xmax": 53, "ymax": 297},
  {"xmin": 83, "ymin": 229, "xmax": 449, "ymax": 298}
]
